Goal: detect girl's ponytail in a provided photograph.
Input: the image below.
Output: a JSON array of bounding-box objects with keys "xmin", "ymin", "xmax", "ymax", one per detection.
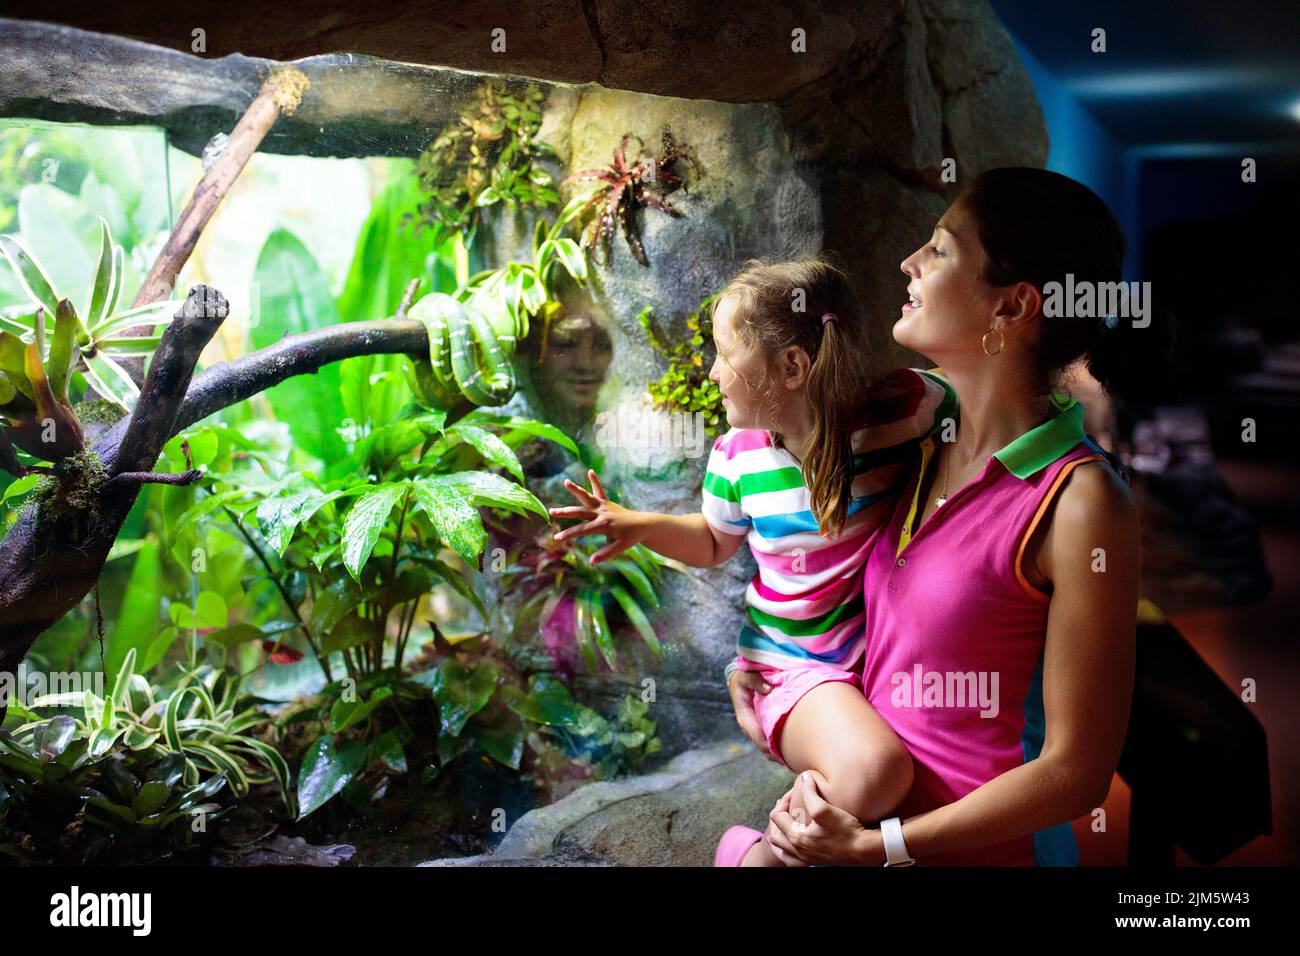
[{"xmin": 719, "ymin": 255, "xmax": 872, "ymax": 538}]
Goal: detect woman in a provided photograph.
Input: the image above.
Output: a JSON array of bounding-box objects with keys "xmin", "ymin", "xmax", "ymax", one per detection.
[{"xmin": 749, "ymin": 167, "xmax": 1142, "ymax": 866}]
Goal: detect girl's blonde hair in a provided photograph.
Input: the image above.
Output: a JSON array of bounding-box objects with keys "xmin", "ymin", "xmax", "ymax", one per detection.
[{"xmin": 716, "ymin": 253, "xmax": 872, "ymax": 538}]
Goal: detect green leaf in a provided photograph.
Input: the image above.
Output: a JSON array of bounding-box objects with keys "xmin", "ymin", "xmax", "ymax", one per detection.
[
  {"xmin": 94, "ymin": 334, "xmax": 163, "ymax": 356},
  {"xmin": 204, "ymin": 623, "xmax": 265, "ymax": 650},
  {"xmin": 320, "ymin": 612, "xmax": 380, "ymax": 656},
  {"xmin": 82, "ymin": 351, "xmax": 139, "ymax": 410},
  {"xmin": 87, "ymin": 299, "xmax": 180, "ymax": 339},
  {"xmin": 413, "ymin": 658, "xmax": 498, "ymax": 737},
  {"xmin": 371, "ymin": 731, "xmax": 407, "ymax": 773},
  {"xmin": 0, "ymin": 234, "xmax": 60, "ymax": 318},
  {"xmin": 431, "ymin": 470, "xmax": 547, "ymax": 520},
  {"xmin": 466, "ymin": 713, "xmax": 524, "ymax": 769},
  {"xmin": 109, "ymin": 535, "xmax": 163, "ymax": 676},
  {"xmin": 579, "ymin": 589, "xmax": 616, "ymax": 669},
  {"xmin": 169, "ymin": 590, "xmax": 227, "ymax": 630},
  {"xmin": 2, "ymin": 474, "xmax": 39, "ymax": 502},
  {"xmin": 84, "ymin": 217, "xmax": 115, "ymax": 328},
  {"xmin": 35, "ymin": 716, "xmax": 77, "ymax": 760},
  {"xmin": 341, "ymin": 483, "xmax": 407, "ymax": 580},
  {"xmin": 500, "ymin": 674, "xmax": 582, "ymax": 727},
  {"xmin": 330, "ymin": 686, "xmax": 394, "ymax": 733},
  {"xmin": 409, "ymin": 478, "xmax": 486, "ymax": 566},
  {"xmin": 462, "ymin": 412, "xmax": 580, "ymax": 458},
  {"xmin": 609, "ymin": 585, "xmax": 663, "ymax": 657},
  {"xmin": 141, "ymin": 626, "xmax": 179, "ymax": 673},
  {"xmin": 606, "ymin": 558, "xmax": 659, "ymax": 610},
  {"xmin": 296, "ymin": 735, "xmax": 366, "ymax": 818},
  {"xmin": 132, "ymin": 780, "xmax": 171, "ymax": 817},
  {"xmin": 446, "ymin": 423, "xmax": 524, "ymax": 483},
  {"xmin": 256, "ymin": 489, "xmax": 344, "ymax": 557},
  {"xmin": 48, "ymin": 299, "xmax": 77, "ymax": 403},
  {"xmin": 310, "ymin": 576, "xmax": 363, "ymax": 635}
]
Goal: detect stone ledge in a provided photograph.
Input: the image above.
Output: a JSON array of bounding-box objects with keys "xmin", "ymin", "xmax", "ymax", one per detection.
[{"xmin": 419, "ymin": 738, "xmax": 793, "ymax": 866}]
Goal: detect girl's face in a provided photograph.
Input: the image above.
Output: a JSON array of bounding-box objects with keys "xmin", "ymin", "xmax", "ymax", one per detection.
[
  {"xmin": 709, "ymin": 294, "xmax": 774, "ymax": 430},
  {"xmin": 895, "ymin": 198, "xmax": 1002, "ymax": 359}
]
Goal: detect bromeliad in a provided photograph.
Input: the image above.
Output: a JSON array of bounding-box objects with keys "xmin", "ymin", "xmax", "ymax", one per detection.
[
  {"xmin": 0, "ymin": 216, "xmax": 182, "ymax": 470},
  {"xmin": 562, "ymin": 126, "xmax": 696, "ymax": 267}
]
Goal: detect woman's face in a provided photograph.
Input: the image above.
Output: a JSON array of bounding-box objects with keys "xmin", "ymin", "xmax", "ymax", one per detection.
[
  {"xmin": 538, "ymin": 307, "xmax": 613, "ymax": 412},
  {"xmin": 709, "ymin": 294, "xmax": 773, "ymax": 430},
  {"xmin": 895, "ymin": 197, "xmax": 1002, "ymax": 359}
]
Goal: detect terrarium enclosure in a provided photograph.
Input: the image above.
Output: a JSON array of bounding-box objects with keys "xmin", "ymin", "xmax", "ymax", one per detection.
[{"xmin": 0, "ymin": 3, "xmax": 1045, "ymax": 865}]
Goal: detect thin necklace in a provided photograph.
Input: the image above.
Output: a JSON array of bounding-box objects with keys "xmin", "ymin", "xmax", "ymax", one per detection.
[{"xmin": 934, "ymin": 441, "xmax": 952, "ymax": 508}]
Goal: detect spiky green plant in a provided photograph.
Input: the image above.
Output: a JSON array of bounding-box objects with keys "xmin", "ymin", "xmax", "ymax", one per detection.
[{"xmin": 0, "ymin": 216, "xmax": 181, "ymax": 469}]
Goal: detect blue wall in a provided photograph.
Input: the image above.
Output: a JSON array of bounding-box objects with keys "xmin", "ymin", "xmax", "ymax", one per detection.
[{"xmin": 1006, "ymin": 33, "xmax": 1135, "ymax": 277}]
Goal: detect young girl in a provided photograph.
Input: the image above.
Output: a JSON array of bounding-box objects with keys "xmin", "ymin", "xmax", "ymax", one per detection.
[{"xmin": 547, "ymin": 255, "xmax": 955, "ymax": 866}]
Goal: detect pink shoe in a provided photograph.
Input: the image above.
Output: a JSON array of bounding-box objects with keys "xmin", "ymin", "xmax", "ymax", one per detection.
[{"xmin": 714, "ymin": 825, "xmax": 764, "ymax": 867}]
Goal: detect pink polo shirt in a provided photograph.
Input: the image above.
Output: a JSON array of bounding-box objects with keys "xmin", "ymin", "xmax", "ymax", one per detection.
[{"xmin": 860, "ymin": 394, "xmax": 1111, "ymax": 866}]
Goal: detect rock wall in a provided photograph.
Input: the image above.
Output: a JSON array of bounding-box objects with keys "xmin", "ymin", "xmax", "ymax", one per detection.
[{"xmin": 481, "ymin": 0, "xmax": 1046, "ymax": 754}]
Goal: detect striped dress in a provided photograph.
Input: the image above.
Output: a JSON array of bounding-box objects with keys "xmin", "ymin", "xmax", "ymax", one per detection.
[{"xmin": 701, "ymin": 368, "xmax": 956, "ymax": 672}]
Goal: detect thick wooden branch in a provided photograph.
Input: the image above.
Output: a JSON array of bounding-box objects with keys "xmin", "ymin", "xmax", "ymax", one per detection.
[{"xmin": 113, "ymin": 286, "xmax": 230, "ymax": 476}]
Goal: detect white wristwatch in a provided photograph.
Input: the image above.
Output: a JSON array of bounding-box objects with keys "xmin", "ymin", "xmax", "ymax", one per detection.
[{"xmin": 880, "ymin": 816, "xmax": 915, "ymax": 867}]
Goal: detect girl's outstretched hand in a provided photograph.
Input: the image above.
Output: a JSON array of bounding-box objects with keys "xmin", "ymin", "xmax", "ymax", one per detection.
[{"xmin": 548, "ymin": 469, "xmax": 650, "ymax": 565}]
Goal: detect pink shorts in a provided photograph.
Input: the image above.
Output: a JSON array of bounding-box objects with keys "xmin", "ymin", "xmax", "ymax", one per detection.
[{"xmin": 740, "ymin": 662, "xmax": 862, "ymax": 767}]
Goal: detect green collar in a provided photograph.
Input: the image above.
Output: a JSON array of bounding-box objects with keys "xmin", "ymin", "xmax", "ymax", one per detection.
[{"xmin": 991, "ymin": 393, "xmax": 1086, "ymax": 480}]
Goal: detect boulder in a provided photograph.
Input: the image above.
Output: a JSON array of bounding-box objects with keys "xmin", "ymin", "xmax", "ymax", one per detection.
[{"xmin": 420, "ymin": 739, "xmax": 793, "ymax": 866}]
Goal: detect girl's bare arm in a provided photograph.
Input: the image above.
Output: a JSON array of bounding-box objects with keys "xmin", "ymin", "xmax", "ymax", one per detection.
[{"xmin": 549, "ymin": 469, "xmax": 746, "ymax": 568}]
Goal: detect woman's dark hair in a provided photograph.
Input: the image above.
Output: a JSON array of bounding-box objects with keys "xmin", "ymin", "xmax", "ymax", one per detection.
[{"xmin": 960, "ymin": 166, "xmax": 1173, "ymax": 404}]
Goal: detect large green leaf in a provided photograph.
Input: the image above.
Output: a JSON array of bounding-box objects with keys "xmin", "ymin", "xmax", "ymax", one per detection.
[
  {"xmin": 83, "ymin": 216, "xmax": 115, "ymax": 327},
  {"xmin": 500, "ymin": 674, "xmax": 582, "ymax": 728},
  {"xmin": 409, "ymin": 478, "xmax": 487, "ymax": 566},
  {"xmin": 579, "ymin": 588, "xmax": 616, "ymax": 669},
  {"xmin": 336, "ymin": 169, "xmax": 457, "ymax": 324},
  {"xmin": 430, "ymin": 470, "xmax": 547, "ymax": 520},
  {"xmin": 341, "ymin": 483, "xmax": 407, "ymax": 580},
  {"xmin": 296, "ymin": 735, "xmax": 366, "ymax": 818},
  {"xmin": 461, "ymin": 412, "xmax": 580, "ymax": 459},
  {"xmin": 413, "ymin": 658, "xmax": 498, "ymax": 737},
  {"xmin": 310, "ymin": 576, "xmax": 363, "ymax": 635},
  {"xmin": 445, "ymin": 423, "xmax": 524, "ymax": 483},
  {"xmin": 335, "ymin": 169, "xmax": 454, "ymax": 433},
  {"xmin": 251, "ymin": 229, "xmax": 347, "ymax": 464},
  {"xmin": 256, "ymin": 489, "xmax": 344, "ymax": 557},
  {"xmin": 330, "ymin": 686, "xmax": 394, "ymax": 733},
  {"xmin": 609, "ymin": 585, "xmax": 663, "ymax": 657},
  {"xmin": 82, "ymin": 350, "xmax": 138, "ymax": 410},
  {"xmin": 466, "ymin": 714, "xmax": 525, "ymax": 769}
]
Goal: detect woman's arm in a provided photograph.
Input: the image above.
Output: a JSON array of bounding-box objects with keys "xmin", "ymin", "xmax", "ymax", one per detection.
[
  {"xmin": 766, "ymin": 461, "xmax": 1139, "ymax": 865},
  {"xmin": 549, "ymin": 469, "xmax": 746, "ymax": 567}
]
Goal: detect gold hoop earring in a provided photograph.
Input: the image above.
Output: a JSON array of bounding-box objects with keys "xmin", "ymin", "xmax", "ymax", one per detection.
[{"xmin": 981, "ymin": 328, "xmax": 1005, "ymax": 355}]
